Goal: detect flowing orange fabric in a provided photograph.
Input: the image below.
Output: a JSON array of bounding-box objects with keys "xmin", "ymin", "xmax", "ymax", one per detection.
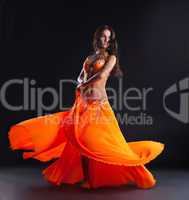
[{"xmin": 8, "ymin": 88, "xmax": 165, "ymax": 189}]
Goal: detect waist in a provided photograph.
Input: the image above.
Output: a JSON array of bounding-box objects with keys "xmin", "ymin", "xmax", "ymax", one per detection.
[{"xmin": 75, "ymin": 89, "xmax": 108, "ymax": 104}]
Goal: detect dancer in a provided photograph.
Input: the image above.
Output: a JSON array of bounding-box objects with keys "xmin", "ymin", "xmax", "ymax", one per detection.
[{"xmin": 8, "ymin": 25, "xmax": 165, "ymax": 189}]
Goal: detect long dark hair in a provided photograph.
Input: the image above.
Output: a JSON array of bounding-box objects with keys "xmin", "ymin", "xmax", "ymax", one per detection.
[{"xmin": 92, "ymin": 25, "xmax": 123, "ymax": 78}]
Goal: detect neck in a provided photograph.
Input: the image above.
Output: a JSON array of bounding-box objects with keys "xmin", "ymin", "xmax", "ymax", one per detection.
[
  {"xmin": 96, "ymin": 48, "xmax": 106, "ymax": 54},
  {"xmin": 96, "ymin": 48, "xmax": 109, "ymax": 57}
]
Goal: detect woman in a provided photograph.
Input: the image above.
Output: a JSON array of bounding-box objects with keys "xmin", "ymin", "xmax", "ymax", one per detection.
[{"xmin": 8, "ymin": 25, "xmax": 165, "ymax": 189}]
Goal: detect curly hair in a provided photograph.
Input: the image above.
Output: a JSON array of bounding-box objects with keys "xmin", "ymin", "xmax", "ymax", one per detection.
[{"xmin": 92, "ymin": 25, "xmax": 124, "ymax": 78}]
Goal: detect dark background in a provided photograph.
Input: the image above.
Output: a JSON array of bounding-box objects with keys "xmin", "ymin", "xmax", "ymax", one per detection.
[{"xmin": 0, "ymin": 0, "xmax": 189, "ymax": 168}]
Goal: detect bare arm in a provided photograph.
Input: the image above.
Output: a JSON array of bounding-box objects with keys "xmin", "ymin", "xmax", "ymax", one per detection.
[
  {"xmin": 77, "ymin": 55, "xmax": 96, "ymax": 85},
  {"xmin": 77, "ymin": 68, "xmax": 85, "ymax": 83},
  {"xmin": 77, "ymin": 57, "xmax": 90, "ymax": 84},
  {"xmin": 98, "ymin": 55, "xmax": 116, "ymax": 78},
  {"xmin": 77, "ymin": 55, "xmax": 116, "ymax": 88},
  {"xmin": 77, "ymin": 71, "xmax": 102, "ymax": 88}
]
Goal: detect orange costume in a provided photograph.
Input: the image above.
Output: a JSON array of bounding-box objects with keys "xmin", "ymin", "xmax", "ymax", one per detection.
[{"xmin": 8, "ymin": 57, "xmax": 165, "ymax": 189}]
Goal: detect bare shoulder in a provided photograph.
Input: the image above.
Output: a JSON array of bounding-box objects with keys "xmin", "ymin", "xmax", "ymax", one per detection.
[
  {"xmin": 99, "ymin": 54, "xmax": 117, "ymax": 78},
  {"xmin": 86, "ymin": 54, "xmax": 97, "ymax": 62},
  {"xmin": 107, "ymin": 54, "xmax": 116, "ymax": 63},
  {"xmin": 82, "ymin": 55, "xmax": 95, "ymax": 74},
  {"xmin": 83, "ymin": 54, "xmax": 94, "ymax": 66}
]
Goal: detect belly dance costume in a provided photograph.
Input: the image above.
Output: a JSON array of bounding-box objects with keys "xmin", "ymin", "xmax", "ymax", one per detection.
[{"xmin": 8, "ymin": 57, "xmax": 165, "ymax": 189}]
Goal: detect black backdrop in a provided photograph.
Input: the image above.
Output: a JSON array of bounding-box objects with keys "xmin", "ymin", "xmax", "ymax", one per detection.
[{"xmin": 0, "ymin": 0, "xmax": 189, "ymax": 168}]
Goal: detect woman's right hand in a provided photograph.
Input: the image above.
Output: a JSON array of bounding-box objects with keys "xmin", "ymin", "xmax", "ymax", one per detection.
[{"xmin": 76, "ymin": 82, "xmax": 82, "ymax": 89}]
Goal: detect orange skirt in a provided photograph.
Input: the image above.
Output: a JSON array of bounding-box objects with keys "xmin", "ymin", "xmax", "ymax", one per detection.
[{"xmin": 8, "ymin": 88, "xmax": 165, "ymax": 189}]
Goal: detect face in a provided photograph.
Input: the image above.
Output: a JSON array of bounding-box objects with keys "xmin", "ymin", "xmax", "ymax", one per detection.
[{"xmin": 99, "ymin": 29, "xmax": 111, "ymax": 49}]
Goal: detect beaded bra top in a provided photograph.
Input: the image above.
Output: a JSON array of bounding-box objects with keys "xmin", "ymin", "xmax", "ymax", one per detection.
[{"xmin": 83, "ymin": 57, "xmax": 106, "ymax": 74}]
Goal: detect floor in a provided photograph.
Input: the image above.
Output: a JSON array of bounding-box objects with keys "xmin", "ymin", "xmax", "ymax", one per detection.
[{"xmin": 0, "ymin": 165, "xmax": 188, "ymax": 200}]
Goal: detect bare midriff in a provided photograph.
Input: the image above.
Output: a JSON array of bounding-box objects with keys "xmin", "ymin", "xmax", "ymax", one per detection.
[{"xmin": 79, "ymin": 77, "xmax": 108, "ymax": 103}]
